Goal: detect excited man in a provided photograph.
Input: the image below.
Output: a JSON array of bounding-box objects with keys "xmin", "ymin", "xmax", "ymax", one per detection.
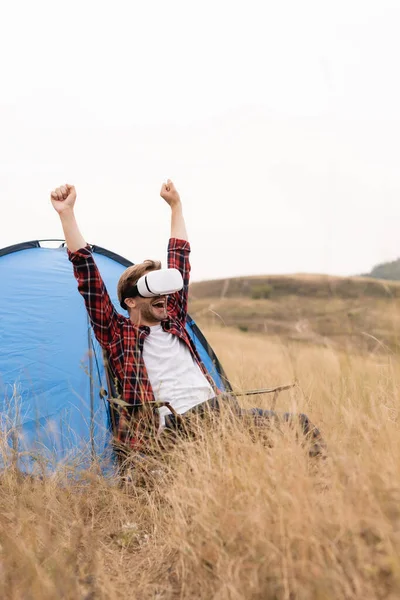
[{"xmin": 50, "ymin": 181, "xmax": 325, "ymax": 456}]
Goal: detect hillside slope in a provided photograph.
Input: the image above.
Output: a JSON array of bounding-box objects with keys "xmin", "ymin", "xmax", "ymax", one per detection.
[
  {"xmin": 189, "ymin": 274, "xmax": 400, "ymax": 353},
  {"xmin": 365, "ymin": 258, "xmax": 400, "ymax": 281}
]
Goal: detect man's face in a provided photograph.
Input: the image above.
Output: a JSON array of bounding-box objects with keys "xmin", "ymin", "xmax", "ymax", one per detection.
[{"xmin": 133, "ymin": 294, "xmax": 168, "ymax": 325}]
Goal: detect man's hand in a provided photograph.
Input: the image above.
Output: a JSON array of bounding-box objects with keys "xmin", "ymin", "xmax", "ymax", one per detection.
[
  {"xmin": 160, "ymin": 179, "xmax": 181, "ymax": 208},
  {"xmin": 50, "ymin": 184, "xmax": 77, "ymax": 214},
  {"xmin": 50, "ymin": 184, "xmax": 86, "ymax": 251}
]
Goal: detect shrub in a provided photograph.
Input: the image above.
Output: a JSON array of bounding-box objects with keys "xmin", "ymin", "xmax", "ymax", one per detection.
[{"xmin": 251, "ymin": 284, "xmax": 273, "ymax": 299}]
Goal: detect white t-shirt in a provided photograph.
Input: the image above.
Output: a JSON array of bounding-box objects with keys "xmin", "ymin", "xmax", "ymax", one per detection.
[{"xmin": 142, "ymin": 324, "xmax": 215, "ymax": 427}]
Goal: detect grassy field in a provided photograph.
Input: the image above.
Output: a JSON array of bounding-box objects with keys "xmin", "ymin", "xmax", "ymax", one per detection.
[{"xmin": 2, "ymin": 316, "xmax": 400, "ymax": 599}]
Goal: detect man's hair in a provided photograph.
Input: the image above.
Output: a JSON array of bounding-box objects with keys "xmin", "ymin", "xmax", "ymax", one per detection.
[{"xmin": 117, "ymin": 260, "xmax": 162, "ymax": 310}]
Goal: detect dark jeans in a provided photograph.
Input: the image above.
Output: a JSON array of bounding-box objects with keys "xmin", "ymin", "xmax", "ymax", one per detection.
[{"xmin": 163, "ymin": 395, "xmax": 326, "ymax": 457}]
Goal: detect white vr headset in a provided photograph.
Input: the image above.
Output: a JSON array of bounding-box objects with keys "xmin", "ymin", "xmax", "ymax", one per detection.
[
  {"xmin": 122, "ymin": 268, "xmax": 183, "ymax": 308},
  {"xmin": 136, "ymin": 268, "xmax": 183, "ymax": 297}
]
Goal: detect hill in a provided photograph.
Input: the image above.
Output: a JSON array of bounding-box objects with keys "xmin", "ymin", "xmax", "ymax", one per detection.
[
  {"xmin": 365, "ymin": 258, "xmax": 400, "ymax": 281},
  {"xmin": 188, "ymin": 274, "xmax": 400, "ymax": 353}
]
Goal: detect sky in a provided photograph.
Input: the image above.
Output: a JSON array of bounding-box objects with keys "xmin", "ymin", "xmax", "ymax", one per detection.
[{"xmin": 1, "ymin": 0, "xmax": 400, "ymax": 281}]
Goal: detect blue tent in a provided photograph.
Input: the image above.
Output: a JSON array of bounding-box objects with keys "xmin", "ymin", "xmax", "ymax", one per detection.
[{"xmin": 0, "ymin": 240, "xmax": 231, "ymax": 473}]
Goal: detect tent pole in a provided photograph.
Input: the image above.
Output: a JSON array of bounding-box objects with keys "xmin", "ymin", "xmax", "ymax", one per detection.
[{"xmin": 87, "ymin": 320, "xmax": 96, "ymax": 463}]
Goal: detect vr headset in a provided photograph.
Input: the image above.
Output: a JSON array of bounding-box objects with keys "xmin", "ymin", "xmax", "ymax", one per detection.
[{"xmin": 121, "ymin": 268, "xmax": 183, "ymax": 309}]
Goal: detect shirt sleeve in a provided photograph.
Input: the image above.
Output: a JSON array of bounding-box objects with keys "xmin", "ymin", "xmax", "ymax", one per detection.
[
  {"xmin": 68, "ymin": 246, "xmax": 122, "ymax": 347},
  {"xmin": 167, "ymin": 238, "xmax": 191, "ymax": 324}
]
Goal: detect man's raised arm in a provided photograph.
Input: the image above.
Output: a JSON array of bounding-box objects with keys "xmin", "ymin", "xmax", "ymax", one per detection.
[
  {"xmin": 161, "ymin": 179, "xmax": 188, "ymax": 242},
  {"xmin": 161, "ymin": 180, "xmax": 191, "ymax": 323},
  {"xmin": 50, "ymin": 185, "xmax": 86, "ymax": 252},
  {"xmin": 50, "ymin": 184, "xmax": 121, "ymax": 347}
]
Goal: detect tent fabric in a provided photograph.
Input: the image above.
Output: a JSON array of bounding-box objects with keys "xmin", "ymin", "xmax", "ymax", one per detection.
[{"xmin": 0, "ymin": 241, "xmax": 231, "ymax": 473}]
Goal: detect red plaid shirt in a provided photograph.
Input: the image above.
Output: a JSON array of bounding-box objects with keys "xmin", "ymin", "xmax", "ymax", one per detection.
[{"xmin": 68, "ymin": 238, "xmax": 217, "ymax": 446}]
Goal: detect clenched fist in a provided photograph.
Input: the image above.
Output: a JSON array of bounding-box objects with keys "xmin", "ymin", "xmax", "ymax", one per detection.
[
  {"xmin": 50, "ymin": 184, "xmax": 76, "ymax": 214},
  {"xmin": 160, "ymin": 179, "xmax": 181, "ymax": 208}
]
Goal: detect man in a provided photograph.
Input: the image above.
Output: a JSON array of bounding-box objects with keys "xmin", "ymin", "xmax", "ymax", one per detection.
[{"xmin": 50, "ymin": 181, "xmax": 325, "ymax": 456}]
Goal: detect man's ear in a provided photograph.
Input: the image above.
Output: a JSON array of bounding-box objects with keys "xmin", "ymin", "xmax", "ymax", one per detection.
[{"xmin": 124, "ymin": 298, "xmax": 136, "ymax": 310}]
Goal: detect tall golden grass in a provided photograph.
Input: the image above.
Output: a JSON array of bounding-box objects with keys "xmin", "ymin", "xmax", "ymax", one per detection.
[{"xmin": 2, "ymin": 326, "xmax": 400, "ymax": 599}]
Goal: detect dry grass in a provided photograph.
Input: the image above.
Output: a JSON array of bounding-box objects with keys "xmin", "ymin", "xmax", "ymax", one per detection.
[{"xmin": 2, "ymin": 326, "xmax": 400, "ymax": 599}]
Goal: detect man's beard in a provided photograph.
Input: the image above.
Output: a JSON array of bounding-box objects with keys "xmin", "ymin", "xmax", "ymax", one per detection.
[{"xmin": 140, "ymin": 300, "xmax": 167, "ymax": 324}]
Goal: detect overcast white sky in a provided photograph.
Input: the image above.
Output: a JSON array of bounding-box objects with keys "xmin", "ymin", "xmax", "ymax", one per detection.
[{"xmin": 1, "ymin": 0, "xmax": 400, "ymax": 281}]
